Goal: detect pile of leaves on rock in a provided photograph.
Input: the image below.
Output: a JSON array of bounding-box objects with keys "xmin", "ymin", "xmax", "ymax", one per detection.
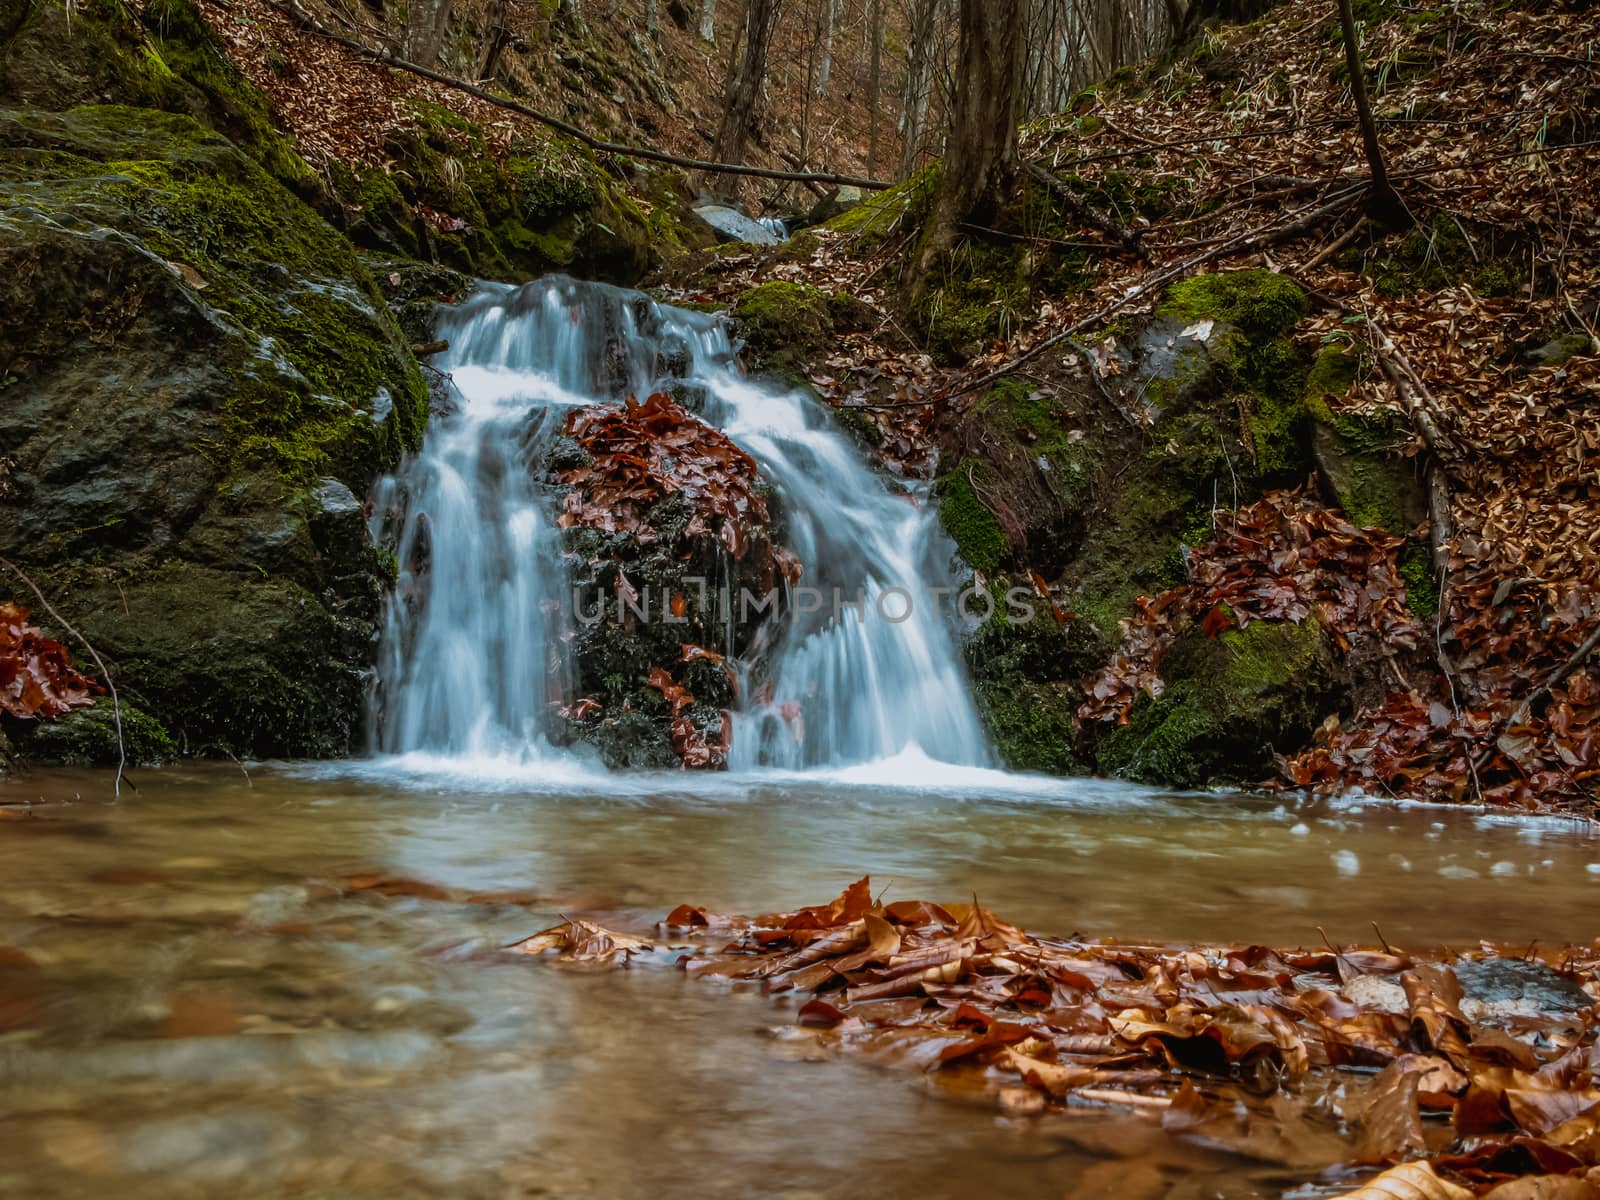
[
  {"xmin": 559, "ymin": 391, "xmax": 779, "ymax": 569},
  {"xmin": 555, "ymin": 392, "xmax": 799, "ymax": 768},
  {"xmin": 0, "ymin": 603, "xmax": 98, "ymax": 722},
  {"xmin": 511, "ymin": 878, "xmax": 1600, "ymax": 1199}
]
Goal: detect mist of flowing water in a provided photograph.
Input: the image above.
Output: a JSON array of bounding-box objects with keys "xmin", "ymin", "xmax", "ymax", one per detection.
[{"xmin": 370, "ymin": 276, "xmax": 990, "ymax": 771}]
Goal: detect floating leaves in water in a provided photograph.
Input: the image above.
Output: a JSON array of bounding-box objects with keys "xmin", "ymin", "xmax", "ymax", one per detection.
[{"xmin": 506, "ymin": 879, "xmax": 1600, "ymax": 1196}]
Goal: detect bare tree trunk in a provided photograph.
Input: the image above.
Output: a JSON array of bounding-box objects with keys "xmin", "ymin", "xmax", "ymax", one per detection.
[
  {"xmin": 801, "ymin": 0, "xmax": 822, "ymax": 163},
  {"xmin": 645, "ymin": 0, "xmax": 661, "ymax": 37},
  {"xmin": 709, "ymin": 0, "xmax": 784, "ymax": 192},
  {"xmin": 1335, "ymin": 0, "xmax": 1409, "ymax": 228},
  {"xmin": 477, "ymin": 0, "xmax": 511, "ymax": 79},
  {"xmin": 899, "ymin": 0, "xmax": 941, "ymax": 177},
  {"xmin": 910, "ymin": 0, "xmax": 1024, "ymax": 304},
  {"xmin": 405, "ymin": 0, "xmax": 454, "ymax": 65},
  {"xmin": 698, "ymin": 0, "xmax": 717, "ymax": 42},
  {"xmin": 866, "ymin": 0, "xmax": 883, "ymax": 177},
  {"xmin": 817, "ymin": 0, "xmax": 837, "ymax": 92}
]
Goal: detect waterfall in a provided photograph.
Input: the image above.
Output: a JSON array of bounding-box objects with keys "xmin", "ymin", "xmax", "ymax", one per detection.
[{"xmin": 370, "ymin": 276, "xmax": 991, "ymax": 771}]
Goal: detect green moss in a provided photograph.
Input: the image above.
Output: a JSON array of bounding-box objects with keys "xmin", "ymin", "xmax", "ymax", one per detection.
[
  {"xmin": 1159, "ymin": 268, "xmax": 1310, "ymax": 337},
  {"xmin": 935, "ymin": 462, "xmax": 1007, "ymax": 577},
  {"xmin": 20, "ymin": 700, "xmax": 176, "ymax": 767},
  {"xmin": 1, "ymin": 106, "xmax": 428, "ymax": 491},
  {"xmin": 1094, "ymin": 618, "xmax": 1336, "ymax": 787},
  {"xmin": 0, "ymin": 0, "xmax": 318, "ymax": 197},
  {"xmin": 963, "ymin": 606, "xmax": 1105, "ymax": 775},
  {"xmin": 1304, "ymin": 346, "xmax": 1426, "ymax": 534},
  {"xmin": 732, "ymin": 281, "xmax": 835, "ymax": 375},
  {"xmin": 1350, "ymin": 214, "xmax": 1525, "ymax": 299},
  {"xmin": 1398, "ymin": 543, "xmax": 1440, "ymax": 619},
  {"xmin": 826, "ymin": 166, "xmax": 940, "ymax": 246}
]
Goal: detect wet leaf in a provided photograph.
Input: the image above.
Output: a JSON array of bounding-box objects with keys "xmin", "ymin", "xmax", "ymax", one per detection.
[{"xmin": 1329, "ymin": 1161, "xmax": 1474, "ymax": 1200}]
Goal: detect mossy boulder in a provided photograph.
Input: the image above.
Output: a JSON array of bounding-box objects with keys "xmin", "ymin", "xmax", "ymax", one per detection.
[
  {"xmin": 1066, "ymin": 271, "xmax": 1313, "ymax": 631},
  {"xmin": 731, "ymin": 281, "xmax": 835, "ymax": 376},
  {"xmin": 1304, "ymin": 344, "xmax": 1428, "ymax": 535},
  {"xmin": 0, "ymin": 105, "xmax": 428, "ymax": 757},
  {"xmin": 0, "ymin": 0, "xmax": 319, "ymax": 198},
  {"xmin": 18, "ymin": 700, "xmax": 176, "ymax": 767},
  {"xmin": 1093, "ymin": 618, "xmax": 1340, "ymax": 788},
  {"xmin": 333, "ymin": 101, "xmax": 674, "ymax": 286},
  {"xmin": 964, "ymin": 607, "xmax": 1105, "ymax": 774}
]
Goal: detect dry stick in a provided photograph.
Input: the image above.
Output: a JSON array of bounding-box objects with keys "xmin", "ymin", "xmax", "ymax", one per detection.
[
  {"xmin": 1025, "ymin": 161, "xmax": 1149, "ymax": 261},
  {"xmin": 944, "ymin": 185, "xmax": 1366, "ymax": 403},
  {"xmin": 1297, "ymin": 214, "xmax": 1365, "ymax": 273},
  {"xmin": 259, "ymin": 0, "xmax": 894, "ymax": 191},
  {"xmin": 0, "ymin": 558, "xmax": 124, "ymax": 799},
  {"xmin": 1473, "ymin": 622, "xmax": 1600, "ymax": 777}
]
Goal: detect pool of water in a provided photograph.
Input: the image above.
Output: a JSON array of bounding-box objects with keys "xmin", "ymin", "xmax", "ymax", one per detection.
[{"xmin": 2, "ymin": 760, "xmax": 1595, "ymax": 1199}]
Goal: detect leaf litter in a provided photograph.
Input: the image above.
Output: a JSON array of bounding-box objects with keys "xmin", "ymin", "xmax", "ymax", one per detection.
[{"xmin": 508, "ymin": 878, "xmax": 1600, "ymax": 1198}]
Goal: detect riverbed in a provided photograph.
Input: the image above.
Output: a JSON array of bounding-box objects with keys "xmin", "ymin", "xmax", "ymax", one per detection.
[{"xmin": 2, "ymin": 761, "xmax": 1594, "ymax": 1198}]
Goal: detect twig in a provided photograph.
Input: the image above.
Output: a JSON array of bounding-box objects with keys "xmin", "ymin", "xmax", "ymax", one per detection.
[
  {"xmin": 947, "ymin": 185, "xmax": 1365, "ymax": 402},
  {"xmin": 1025, "ymin": 162, "xmax": 1149, "ymax": 261},
  {"xmin": 1474, "ymin": 621, "xmax": 1600, "ymax": 775},
  {"xmin": 1297, "ymin": 215, "xmax": 1365, "ymax": 273},
  {"xmin": 0, "ymin": 558, "xmax": 124, "ymax": 799},
  {"xmin": 258, "ymin": 0, "xmax": 892, "ymax": 191}
]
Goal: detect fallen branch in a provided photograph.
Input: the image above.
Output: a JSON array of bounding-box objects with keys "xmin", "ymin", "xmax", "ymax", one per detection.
[
  {"xmin": 0, "ymin": 558, "xmax": 124, "ymax": 799},
  {"xmin": 258, "ymin": 0, "xmax": 893, "ymax": 191},
  {"xmin": 947, "ymin": 184, "xmax": 1365, "ymax": 402},
  {"xmin": 1025, "ymin": 162, "xmax": 1148, "ymax": 261}
]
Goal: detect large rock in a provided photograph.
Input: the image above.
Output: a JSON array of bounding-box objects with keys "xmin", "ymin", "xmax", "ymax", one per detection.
[
  {"xmin": 0, "ymin": 105, "xmax": 428, "ymax": 758},
  {"xmin": 1093, "ymin": 619, "xmax": 1341, "ymax": 788}
]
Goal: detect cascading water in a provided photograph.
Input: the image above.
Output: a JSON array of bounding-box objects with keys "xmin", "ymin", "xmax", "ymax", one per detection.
[{"xmin": 370, "ymin": 275, "xmax": 991, "ymax": 771}]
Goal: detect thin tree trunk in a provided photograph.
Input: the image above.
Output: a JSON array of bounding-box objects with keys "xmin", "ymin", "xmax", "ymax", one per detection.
[
  {"xmin": 899, "ymin": 0, "xmax": 940, "ymax": 177},
  {"xmin": 709, "ymin": 0, "xmax": 784, "ymax": 192},
  {"xmin": 1334, "ymin": 0, "xmax": 1409, "ymax": 227},
  {"xmin": 817, "ymin": 0, "xmax": 836, "ymax": 92},
  {"xmin": 405, "ymin": 0, "xmax": 454, "ymax": 65},
  {"xmin": 866, "ymin": 0, "xmax": 882, "ymax": 178},
  {"xmin": 645, "ymin": 0, "xmax": 661, "ymax": 37},
  {"xmin": 698, "ymin": 0, "xmax": 717, "ymax": 42},
  {"xmin": 910, "ymin": 0, "xmax": 1024, "ymax": 305}
]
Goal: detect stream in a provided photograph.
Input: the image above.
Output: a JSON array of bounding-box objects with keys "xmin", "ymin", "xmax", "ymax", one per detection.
[{"xmin": 2, "ymin": 763, "xmax": 1595, "ymax": 1199}]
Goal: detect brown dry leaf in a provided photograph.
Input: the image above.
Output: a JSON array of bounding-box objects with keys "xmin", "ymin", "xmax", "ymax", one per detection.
[
  {"xmin": 1329, "ymin": 1162, "xmax": 1475, "ymax": 1200},
  {"xmin": 1482, "ymin": 1179, "xmax": 1600, "ymax": 1200},
  {"xmin": 1508, "ymin": 1091, "xmax": 1600, "ymax": 1139},
  {"xmin": 1404, "ymin": 966, "xmax": 1473, "ymax": 1065},
  {"xmin": 1360, "ymin": 1060, "xmax": 1429, "ymax": 1162},
  {"xmin": 505, "ymin": 919, "xmax": 655, "ymax": 964}
]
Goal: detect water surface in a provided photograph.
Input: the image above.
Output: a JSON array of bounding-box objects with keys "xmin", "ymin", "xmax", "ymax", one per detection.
[{"xmin": 2, "ymin": 763, "xmax": 1595, "ymax": 1199}]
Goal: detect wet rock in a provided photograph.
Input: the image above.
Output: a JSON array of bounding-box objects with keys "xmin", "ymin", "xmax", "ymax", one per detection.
[
  {"xmin": 693, "ymin": 204, "xmax": 785, "ymax": 245},
  {"xmin": 806, "ymin": 185, "xmax": 864, "ymax": 226},
  {"xmin": 1092, "ymin": 618, "xmax": 1340, "ymax": 788},
  {"xmin": 1525, "ymin": 332, "xmax": 1593, "ymax": 368},
  {"xmin": 0, "ymin": 106, "xmax": 427, "ymax": 757},
  {"xmin": 1454, "ymin": 958, "xmax": 1593, "ymax": 1014}
]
